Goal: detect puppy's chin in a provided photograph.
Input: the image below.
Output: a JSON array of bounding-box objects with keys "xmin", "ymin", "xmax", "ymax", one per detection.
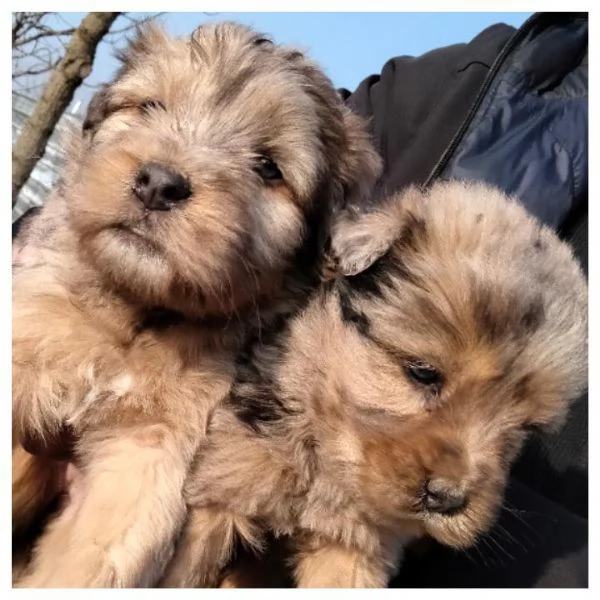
[
  {"xmin": 85, "ymin": 227, "xmax": 182, "ymax": 308},
  {"xmin": 421, "ymin": 513, "xmax": 485, "ymax": 549},
  {"xmin": 81, "ymin": 213, "xmax": 296, "ymax": 319},
  {"xmin": 371, "ymin": 494, "xmax": 492, "ymax": 549},
  {"xmin": 419, "ymin": 492, "xmax": 501, "ymax": 549}
]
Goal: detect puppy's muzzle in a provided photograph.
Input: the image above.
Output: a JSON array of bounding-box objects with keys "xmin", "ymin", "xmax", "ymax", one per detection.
[{"xmin": 132, "ymin": 162, "xmax": 192, "ymax": 211}]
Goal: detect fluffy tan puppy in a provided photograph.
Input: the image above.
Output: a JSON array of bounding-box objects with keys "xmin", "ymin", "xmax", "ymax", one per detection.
[
  {"xmin": 159, "ymin": 180, "xmax": 588, "ymax": 588},
  {"xmin": 12, "ymin": 21, "xmax": 380, "ymax": 587}
]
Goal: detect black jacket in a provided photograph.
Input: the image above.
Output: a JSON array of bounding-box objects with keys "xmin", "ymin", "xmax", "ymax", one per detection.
[
  {"xmin": 343, "ymin": 11, "xmax": 588, "ymax": 587},
  {"xmin": 344, "ymin": 13, "xmax": 588, "ymax": 231}
]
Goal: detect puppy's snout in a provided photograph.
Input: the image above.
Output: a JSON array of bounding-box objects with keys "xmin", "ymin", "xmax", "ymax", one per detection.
[
  {"xmin": 423, "ymin": 478, "xmax": 468, "ymax": 516},
  {"xmin": 132, "ymin": 162, "xmax": 191, "ymax": 211}
]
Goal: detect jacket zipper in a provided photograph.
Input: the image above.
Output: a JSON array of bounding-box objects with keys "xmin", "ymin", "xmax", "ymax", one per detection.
[{"xmin": 423, "ymin": 12, "xmax": 540, "ymax": 187}]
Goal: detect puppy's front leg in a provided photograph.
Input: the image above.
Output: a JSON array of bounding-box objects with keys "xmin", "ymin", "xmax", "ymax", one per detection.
[
  {"xmin": 159, "ymin": 506, "xmax": 260, "ymax": 588},
  {"xmin": 293, "ymin": 536, "xmax": 403, "ymax": 588},
  {"xmin": 12, "ymin": 443, "xmax": 65, "ymax": 537},
  {"xmin": 17, "ymin": 427, "xmax": 192, "ymax": 588}
]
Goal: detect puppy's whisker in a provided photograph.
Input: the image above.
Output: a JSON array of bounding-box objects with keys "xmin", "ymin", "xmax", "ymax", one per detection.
[
  {"xmin": 470, "ymin": 541, "xmax": 491, "ymax": 569},
  {"xmin": 494, "ymin": 521, "xmax": 533, "ymax": 553},
  {"xmin": 485, "ymin": 530, "xmax": 515, "ymax": 563},
  {"xmin": 502, "ymin": 500, "xmax": 545, "ymax": 528},
  {"xmin": 459, "ymin": 546, "xmax": 479, "ymax": 567},
  {"xmin": 482, "ymin": 537, "xmax": 505, "ymax": 567},
  {"xmin": 499, "ymin": 504, "xmax": 541, "ymax": 546}
]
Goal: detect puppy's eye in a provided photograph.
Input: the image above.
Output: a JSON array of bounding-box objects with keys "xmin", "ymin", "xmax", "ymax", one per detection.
[
  {"xmin": 255, "ymin": 156, "xmax": 283, "ymax": 182},
  {"xmin": 405, "ymin": 361, "xmax": 444, "ymax": 389},
  {"xmin": 139, "ymin": 99, "xmax": 166, "ymax": 114}
]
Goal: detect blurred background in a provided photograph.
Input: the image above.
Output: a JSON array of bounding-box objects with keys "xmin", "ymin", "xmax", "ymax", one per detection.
[{"xmin": 12, "ymin": 12, "xmax": 530, "ymax": 220}]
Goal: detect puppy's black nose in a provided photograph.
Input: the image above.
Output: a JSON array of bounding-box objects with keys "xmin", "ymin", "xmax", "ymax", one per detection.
[
  {"xmin": 423, "ymin": 479, "xmax": 468, "ymax": 515},
  {"xmin": 132, "ymin": 162, "xmax": 191, "ymax": 211}
]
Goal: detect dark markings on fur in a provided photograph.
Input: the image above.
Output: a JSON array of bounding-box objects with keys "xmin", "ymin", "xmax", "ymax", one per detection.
[
  {"xmin": 82, "ymin": 84, "xmax": 112, "ymax": 135},
  {"xmin": 398, "ymin": 211, "xmax": 427, "ymax": 251},
  {"xmin": 514, "ymin": 373, "xmax": 533, "ymax": 401},
  {"xmin": 474, "ymin": 287, "xmax": 545, "ymax": 343},
  {"xmin": 135, "ymin": 307, "xmax": 184, "ymax": 333},
  {"xmin": 254, "ymin": 36, "xmax": 273, "ymax": 46},
  {"xmin": 228, "ymin": 279, "xmax": 323, "ymax": 435},
  {"xmin": 227, "ymin": 177, "xmax": 352, "ymax": 436},
  {"xmin": 338, "ymin": 290, "xmax": 370, "ymax": 335},
  {"xmin": 230, "ymin": 308, "xmax": 299, "ymax": 436},
  {"xmin": 234, "ymin": 176, "xmax": 334, "ymax": 369},
  {"xmin": 13, "ymin": 493, "xmax": 63, "ymax": 549},
  {"xmin": 474, "ymin": 297, "xmax": 504, "ymax": 342},
  {"xmin": 472, "ymin": 283, "xmax": 522, "ymax": 343},
  {"xmin": 213, "ymin": 65, "xmax": 260, "ymax": 109},
  {"xmin": 476, "ymin": 213, "xmax": 483, "ymax": 224},
  {"xmin": 302, "ymin": 435, "xmax": 319, "ymax": 479},
  {"xmin": 284, "ymin": 50, "xmax": 305, "ymax": 62},
  {"xmin": 227, "ymin": 383, "xmax": 295, "ymax": 435},
  {"xmin": 230, "ymin": 293, "xmax": 315, "ymax": 436},
  {"xmin": 342, "ymin": 252, "xmax": 392, "ymax": 298},
  {"xmin": 268, "ymin": 175, "xmax": 337, "ymax": 312},
  {"xmin": 343, "ymin": 250, "xmax": 419, "ymax": 301},
  {"xmin": 521, "ymin": 301, "xmax": 545, "ymax": 332},
  {"xmin": 303, "ymin": 435, "xmax": 318, "ymax": 454},
  {"xmin": 390, "ymin": 257, "xmax": 422, "ymax": 287},
  {"xmin": 259, "ymin": 311, "xmax": 289, "ymax": 346},
  {"xmin": 226, "ymin": 177, "xmax": 335, "ymax": 435}
]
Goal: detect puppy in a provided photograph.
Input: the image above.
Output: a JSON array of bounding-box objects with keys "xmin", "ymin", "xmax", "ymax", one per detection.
[
  {"xmin": 159, "ymin": 180, "xmax": 588, "ymax": 587},
  {"xmin": 12, "ymin": 21, "xmax": 380, "ymax": 587}
]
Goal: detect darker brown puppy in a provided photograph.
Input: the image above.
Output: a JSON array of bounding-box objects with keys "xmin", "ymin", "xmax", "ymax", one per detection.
[
  {"xmin": 12, "ymin": 21, "xmax": 380, "ymax": 587},
  {"xmin": 160, "ymin": 180, "xmax": 587, "ymax": 588}
]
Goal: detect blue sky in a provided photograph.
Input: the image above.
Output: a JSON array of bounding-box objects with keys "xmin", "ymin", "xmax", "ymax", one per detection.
[{"xmin": 60, "ymin": 12, "xmax": 531, "ymax": 110}]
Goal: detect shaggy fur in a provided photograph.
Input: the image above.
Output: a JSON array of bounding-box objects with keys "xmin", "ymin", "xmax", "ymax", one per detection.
[
  {"xmin": 159, "ymin": 180, "xmax": 588, "ymax": 588},
  {"xmin": 12, "ymin": 21, "xmax": 380, "ymax": 587}
]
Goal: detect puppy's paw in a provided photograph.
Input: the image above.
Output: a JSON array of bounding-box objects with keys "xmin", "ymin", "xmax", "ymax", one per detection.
[{"xmin": 12, "ymin": 363, "xmax": 70, "ymax": 445}]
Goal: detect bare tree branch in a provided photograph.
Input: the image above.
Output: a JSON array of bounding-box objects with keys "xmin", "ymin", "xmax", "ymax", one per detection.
[
  {"xmin": 12, "ymin": 12, "xmax": 48, "ymax": 45},
  {"xmin": 12, "ymin": 57, "xmax": 62, "ymax": 79},
  {"xmin": 11, "ymin": 11, "xmax": 170, "ymax": 208},
  {"xmin": 12, "ymin": 12, "xmax": 121, "ymax": 204},
  {"xmin": 12, "ymin": 12, "xmax": 165, "ymax": 90},
  {"xmin": 13, "ymin": 27, "xmax": 77, "ymax": 49},
  {"xmin": 12, "ymin": 13, "xmax": 77, "ymax": 90},
  {"xmin": 103, "ymin": 12, "xmax": 165, "ymax": 37}
]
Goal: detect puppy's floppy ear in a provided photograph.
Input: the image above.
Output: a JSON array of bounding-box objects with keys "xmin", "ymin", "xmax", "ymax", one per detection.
[
  {"xmin": 82, "ymin": 23, "xmax": 168, "ymax": 138},
  {"xmin": 82, "ymin": 84, "xmax": 111, "ymax": 137},
  {"xmin": 338, "ymin": 107, "xmax": 383, "ymax": 209},
  {"xmin": 329, "ymin": 187, "xmax": 422, "ymax": 276}
]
